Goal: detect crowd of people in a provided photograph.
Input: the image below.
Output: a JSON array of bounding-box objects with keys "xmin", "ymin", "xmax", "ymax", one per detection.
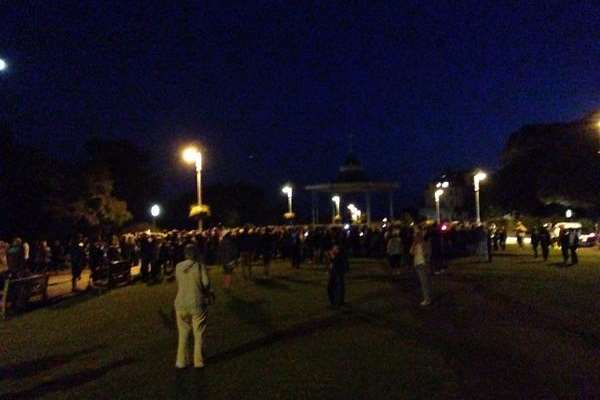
[{"xmin": 0, "ymin": 221, "xmax": 591, "ymax": 370}]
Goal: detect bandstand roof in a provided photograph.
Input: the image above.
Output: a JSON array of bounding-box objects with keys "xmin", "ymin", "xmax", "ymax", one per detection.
[{"xmin": 305, "ymin": 155, "xmax": 398, "ymax": 193}]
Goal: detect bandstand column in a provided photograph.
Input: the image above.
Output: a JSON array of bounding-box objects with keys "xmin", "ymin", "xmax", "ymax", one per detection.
[
  {"xmin": 311, "ymin": 191, "xmax": 317, "ymax": 225},
  {"xmin": 365, "ymin": 192, "xmax": 372, "ymax": 225}
]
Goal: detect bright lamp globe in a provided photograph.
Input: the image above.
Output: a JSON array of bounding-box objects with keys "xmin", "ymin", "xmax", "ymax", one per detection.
[{"xmin": 182, "ymin": 147, "xmax": 199, "ymax": 164}]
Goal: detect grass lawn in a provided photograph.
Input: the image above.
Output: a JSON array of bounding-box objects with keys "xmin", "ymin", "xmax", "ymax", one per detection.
[{"xmin": 1, "ymin": 246, "xmax": 599, "ymax": 399}]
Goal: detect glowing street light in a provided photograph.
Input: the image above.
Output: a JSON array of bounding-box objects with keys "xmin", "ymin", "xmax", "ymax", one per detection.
[
  {"xmin": 566, "ymin": 209, "xmax": 573, "ymax": 219},
  {"xmin": 331, "ymin": 195, "xmax": 341, "ymax": 223},
  {"xmin": 150, "ymin": 204, "xmax": 161, "ymax": 217},
  {"xmin": 282, "ymin": 184, "xmax": 294, "ymax": 219},
  {"xmin": 182, "ymin": 146, "xmax": 204, "ymax": 231},
  {"xmin": 0, "ymin": 58, "xmax": 7, "ymax": 71},
  {"xmin": 347, "ymin": 203, "xmax": 362, "ymax": 223},
  {"xmin": 434, "ymin": 189, "xmax": 444, "ymax": 224},
  {"xmin": 474, "ymin": 170, "xmax": 487, "ymax": 225},
  {"xmin": 150, "ymin": 204, "xmax": 161, "ymax": 228}
]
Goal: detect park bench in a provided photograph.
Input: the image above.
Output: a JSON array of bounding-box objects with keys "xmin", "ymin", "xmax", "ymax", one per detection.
[
  {"xmin": 93, "ymin": 260, "xmax": 132, "ymax": 289},
  {"xmin": 1, "ymin": 274, "xmax": 49, "ymax": 319}
]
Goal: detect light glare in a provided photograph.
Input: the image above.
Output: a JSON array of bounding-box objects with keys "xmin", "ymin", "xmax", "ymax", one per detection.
[{"xmin": 150, "ymin": 204, "xmax": 161, "ymax": 217}]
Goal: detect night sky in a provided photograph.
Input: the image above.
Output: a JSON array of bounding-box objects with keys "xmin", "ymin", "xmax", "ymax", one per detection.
[{"xmin": 2, "ymin": 1, "xmax": 599, "ymax": 210}]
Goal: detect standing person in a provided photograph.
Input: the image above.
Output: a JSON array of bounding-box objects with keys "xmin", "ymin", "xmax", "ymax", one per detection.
[
  {"xmin": 139, "ymin": 234, "xmax": 153, "ymax": 282},
  {"xmin": 539, "ymin": 225, "xmax": 551, "ymax": 261},
  {"xmin": 174, "ymin": 244, "xmax": 214, "ymax": 369},
  {"xmin": 531, "ymin": 227, "xmax": 540, "ymax": 258},
  {"xmin": 559, "ymin": 228, "xmax": 570, "ymax": 265},
  {"xmin": 69, "ymin": 235, "xmax": 86, "ymax": 292},
  {"xmin": 239, "ymin": 228, "xmax": 254, "ymax": 281},
  {"xmin": 0, "ymin": 240, "xmax": 8, "ymax": 274},
  {"xmin": 88, "ymin": 237, "xmax": 105, "ymax": 289},
  {"xmin": 22, "ymin": 240, "xmax": 30, "ymax": 269},
  {"xmin": 568, "ymin": 229, "xmax": 579, "ymax": 265},
  {"xmin": 327, "ymin": 244, "xmax": 349, "ymax": 307},
  {"xmin": 6, "ymin": 238, "xmax": 25, "ymax": 277},
  {"xmin": 218, "ymin": 231, "xmax": 238, "ymax": 290},
  {"xmin": 290, "ymin": 229, "xmax": 303, "ymax": 269},
  {"xmin": 426, "ymin": 225, "xmax": 447, "ymax": 275},
  {"xmin": 515, "ymin": 222, "xmax": 527, "ymax": 248},
  {"xmin": 497, "ymin": 227, "xmax": 507, "ymax": 251},
  {"xmin": 386, "ymin": 231, "xmax": 402, "ymax": 275},
  {"xmin": 411, "ymin": 228, "xmax": 432, "ymax": 307},
  {"xmin": 476, "ymin": 225, "xmax": 488, "ymax": 263},
  {"xmin": 260, "ymin": 228, "xmax": 275, "ymax": 279}
]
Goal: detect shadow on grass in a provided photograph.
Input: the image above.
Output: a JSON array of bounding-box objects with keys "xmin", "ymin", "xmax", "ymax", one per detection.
[
  {"xmin": 207, "ymin": 312, "xmax": 356, "ymax": 365},
  {"xmin": 253, "ymin": 279, "xmax": 292, "ymax": 291},
  {"xmin": 226, "ymin": 294, "xmax": 275, "ymax": 334},
  {"xmin": 278, "ymin": 276, "xmax": 321, "ymax": 287},
  {"xmin": 158, "ymin": 308, "xmax": 176, "ymax": 332},
  {"xmin": 0, "ymin": 344, "xmax": 107, "ymax": 382},
  {"xmin": 47, "ymin": 289, "xmax": 103, "ymax": 310},
  {"xmin": 0, "ymin": 358, "xmax": 136, "ymax": 400}
]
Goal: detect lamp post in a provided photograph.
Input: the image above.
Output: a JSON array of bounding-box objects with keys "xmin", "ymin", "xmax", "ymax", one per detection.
[
  {"xmin": 596, "ymin": 120, "xmax": 600, "ymax": 154},
  {"xmin": 0, "ymin": 58, "xmax": 7, "ymax": 71},
  {"xmin": 332, "ymin": 195, "xmax": 341, "ymax": 223},
  {"xmin": 282, "ymin": 185, "xmax": 293, "ymax": 219},
  {"xmin": 150, "ymin": 204, "xmax": 161, "ymax": 229},
  {"xmin": 182, "ymin": 146, "xmax": 204, "ymax": 231},
  {"xmin": 347, "ymin": 203, "xmax": 362, "ymax": 223},
  {"xmin": 473, "ymin": 171, "xmax": 487, "ymax": 225},
  {"xmin": 434, "ymin": 189, "xmax": 444, "ymax": 224}
]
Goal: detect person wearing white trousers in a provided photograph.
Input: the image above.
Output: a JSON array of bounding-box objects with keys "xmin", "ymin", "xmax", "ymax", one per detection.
[
  {"xmin": 411, "ymin": 228, "xmax": 432, "ymax": 307},
  {"xmin": 174, "ymin": 245, "xmax": 212, "ymax": 369}
]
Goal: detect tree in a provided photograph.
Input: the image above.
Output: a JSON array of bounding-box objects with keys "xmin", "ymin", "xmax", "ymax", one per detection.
[
  {"xmin": 84, "ymin": 137, "xmax": 162, "ymax": 222},
  {"xmin": 68, "ymin": 167, "xmax": 132, "ymax": 234},
  {"xmin": 490, "ymin": 113, "xmax": 600, "ymax": 216}
]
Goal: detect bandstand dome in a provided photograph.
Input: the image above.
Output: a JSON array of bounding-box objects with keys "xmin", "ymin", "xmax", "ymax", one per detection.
[{"xmin": 305, "ymin": 155, "xmax": 398, "ymax": 224}]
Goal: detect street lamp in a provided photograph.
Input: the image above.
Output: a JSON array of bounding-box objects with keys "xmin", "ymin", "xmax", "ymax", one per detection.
[
  {"xmin": 596, "ymin": 120, "xmax": 600, "ymax": 154},
  {"xmin": 474, "ymin": 171, "xmax": 487, "ymax": 225},
  {"xmin": 150, "ymin": 204, "xmax": 161, "ymax": 228},
  {"xmin": 434, "ymin": 189, "xmax": 444, "ymax": 224},
  {"xmin": 182, "ymin": 146, "xmax": 204, "ymax": 231},
  {"xmin": 347, "ymin": 203, "xmax": 362, "ymax": 223},
  {"xmin": 282, "ymin": 184, "xmax": 294, "ymax": 219},
  {"xmin": 331, "ymin": 195, "xmax": 341, "ymax": 223},
  {"xmin": 0, "ymin": 58, "xmax": 7, "ymax": 71}
]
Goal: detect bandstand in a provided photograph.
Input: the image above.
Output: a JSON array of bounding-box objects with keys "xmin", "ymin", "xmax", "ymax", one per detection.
[{"xmin": 305, "ymin": 155, "xmax": 398, "ymax": 225}]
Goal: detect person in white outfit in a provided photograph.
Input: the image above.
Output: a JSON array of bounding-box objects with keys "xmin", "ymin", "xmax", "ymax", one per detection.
[
  {"xmin": 410, "ymin": 227, "xmax": 432, "ymax": 307},
  {"xmin": 174, "ymin": 244, "xmax": 213, "ymax": 369}
]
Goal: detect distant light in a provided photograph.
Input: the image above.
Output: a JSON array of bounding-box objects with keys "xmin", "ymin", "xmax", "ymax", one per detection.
[
  {"xmin": 441, "ymin": 224, "xmax": 448, "ymax": 231},
  {"xmin": 344, "ymin": 224, "xmax": 350, "ymax": 230},
  {"xmin": 182, "ymin": 146, "xmax": 201, "ymax": 165},
  {"xmin": 150, "ymin": 204, "xmax": 161, "ymax": 217},
  {"xmin": 359, "ymin": 232, "xmax": 364, "ymax": 237},
  {"xmin": 332, "ymin": 195, "xmax": 340, "ymax": 203},
  {"xmin": 304, "ymin": 231, "xmax": 309, "ymax": 237},
  {"xmin": 435, "ymin": 189, "xmax": 444, "ymax": 201},
  {"xmin": 474, "ymin": 171, "xmax": 487, "ymax": 182},
  {"xmin": 442, "ymin": 181, "xmax": 449, "ymax": 189},
  {"xmin": 282, "ymin": 185, "xmax": 293, "ymax": 195},
  {"xmin": 382, "ymin": 217, "xmax": 388, "ymax": 223},
  {"xmin": 565, "ymin": 209, "xmax": 573, "ymax": 218},
  {"xmin": 0, "ymin": 58, "xmax": 6, "ymax": 71}
]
